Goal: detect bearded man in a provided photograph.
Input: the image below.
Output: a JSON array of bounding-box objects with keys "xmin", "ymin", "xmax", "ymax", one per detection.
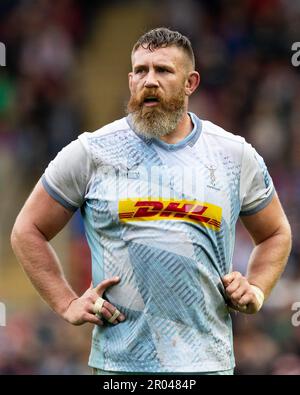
[{"xmin": 11, "ymin": 28, "xmax": 291, "ymax": 375}]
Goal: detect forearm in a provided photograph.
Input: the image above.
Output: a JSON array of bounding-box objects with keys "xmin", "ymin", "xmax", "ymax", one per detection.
[
  {"xmin": 11, "ymin": 225, "xmax": 78, "ymax": 316},
  {"xmin": 246, "ymin": 226, "xmax": 292, "ymax": 299}
]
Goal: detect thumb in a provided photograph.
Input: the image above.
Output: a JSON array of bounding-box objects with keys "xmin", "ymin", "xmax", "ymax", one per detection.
[{"xmin": 94, "ymin": 276, "xmax": 120, "ymax": 296}]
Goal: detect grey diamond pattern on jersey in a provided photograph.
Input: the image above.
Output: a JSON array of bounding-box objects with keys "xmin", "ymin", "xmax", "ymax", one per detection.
[{"xmin": 128, "ymin": 242, "xmax": 208, "ymax": 327}]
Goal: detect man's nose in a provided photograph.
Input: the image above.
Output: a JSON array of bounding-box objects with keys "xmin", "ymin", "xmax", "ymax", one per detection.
[{"xmin": 144, "ymin": 71, "xmax": 159, "ymax": 88}]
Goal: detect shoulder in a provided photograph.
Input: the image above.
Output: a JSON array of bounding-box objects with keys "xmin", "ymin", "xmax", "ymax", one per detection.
[
  {"xmin": 198, "ymin": 119, "xmax": 248, "ymax": 163},
  {"xmin": 201, "ymin": 120, "xmax": 245, "ymax": 146},
  {"xmin": 78, "ymin": 117, "xmax": 132, "ymax": 148},
  {"xmin": 76, "ymin": 117, "xmax": 144, "ymax": 166}
]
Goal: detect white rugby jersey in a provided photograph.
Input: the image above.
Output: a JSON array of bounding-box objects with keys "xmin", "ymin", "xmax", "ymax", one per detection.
[{"xmin": 42, "ymin": 113, "xmax": 274, "ymax": 372}]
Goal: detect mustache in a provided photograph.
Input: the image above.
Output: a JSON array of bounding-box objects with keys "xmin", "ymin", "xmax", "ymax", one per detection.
[
  {"xmin": 138, "ymin": 89, "xmax": 162, "ymax": 103},
  {"xmin": 127, "ymin": 84, "xmax": 186, "ymax": 117}
]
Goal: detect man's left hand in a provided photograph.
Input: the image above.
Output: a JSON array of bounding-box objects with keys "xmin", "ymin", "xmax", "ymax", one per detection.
[{"xmin": 222, "ymin": 271, "xmax": 264, "ymax": 314}]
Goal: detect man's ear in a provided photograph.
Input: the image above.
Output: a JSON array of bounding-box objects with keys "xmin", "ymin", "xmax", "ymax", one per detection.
[
  {"xmin": 128, "ymin": 72, "xmax": 133, "ymax": 92},
  {"xmin": 185, "ymin": 71, "xmax": 200, "ymax": 96}
]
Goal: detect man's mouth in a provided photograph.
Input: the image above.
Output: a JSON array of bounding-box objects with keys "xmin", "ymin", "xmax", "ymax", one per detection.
[{"xmin": 143, "ymin": 96, "xmax": 160, "ymax": 107}]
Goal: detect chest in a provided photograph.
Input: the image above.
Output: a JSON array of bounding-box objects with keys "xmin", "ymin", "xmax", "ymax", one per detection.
[{"xmin": 86, "ymin": 154, "xmax": 241, "ymax": 231}]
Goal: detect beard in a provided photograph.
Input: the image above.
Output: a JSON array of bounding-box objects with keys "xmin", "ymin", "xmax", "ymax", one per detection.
[{"xmin": 126, "ymin": 86, "xmax": 186, "ymax": 139}]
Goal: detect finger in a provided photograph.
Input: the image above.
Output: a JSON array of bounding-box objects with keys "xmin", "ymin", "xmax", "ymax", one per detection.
[
  {"xmin": 103, "ymin": 302, "xmax": 125, "ymax": 321},
  {"xmin": 109, "ymin": 309, "xmax": 121, "ymax": 325},
  {"xmin": 94, "ymin": 277, "xmax": 120, "ymax": 295},
  {"xmin": 100, "ymin": 306, "xmax": 125, "ymax": 324},
  {"xmin": 103, "ymin": 301, "xmax": 117, "ymax": 314},
  {"xmin": 229, "ymin": 282, "xmax": 249, "ymax": 300},
  {"xmin": 222, "ymin": 274, "xmax": 233, "ymax": 287},
  {"xmin": 88, "ymin": 301, "xmax": 102, "ymax": 315},
  {"xmin": 225, "ymin": 275, "xmax": 248, "ymax": 296},
  {"xmin": 228, "ymin": 296, "xmax": 247, "ymax": 307},
  {"xmin": 103, "ymin": 301, "xmax": 121, "ymax": 316},
  {"xmin": 225, "ymin": 280, "xmax": 241, "ymax": 296},
  {"xmin": 109, "ymin": 308, "xmax": 125, "ymax": 323},
  {"xmin": 225, "ymin": 276, "xmax": 248, "ymax": 296},
  {"xmin": 238, "ymin": 293, "xmax": 253, "ymax": 307},
  {"xmin": 222, "ymin": 271, "xmax": 241, "ymax": 287},
  {"xmin": 101, "ymin": 306, "xmax": 113, "ymax": 321},
  {"xmin": 83, "ymin": 313, "xmax": 104, "ymax": 326},
  {"xmin": 91, "ymin": 296, "xmax": 126, "ymax": 322}
]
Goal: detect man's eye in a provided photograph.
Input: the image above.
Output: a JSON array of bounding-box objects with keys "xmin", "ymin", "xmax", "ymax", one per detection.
[
  {"xmin": 158, "ymin": 68, "xmax": 169, "ymax": 73},
  {"xmin": 135, "ymin": 69, "xmax": 144, "ymax": 74}
]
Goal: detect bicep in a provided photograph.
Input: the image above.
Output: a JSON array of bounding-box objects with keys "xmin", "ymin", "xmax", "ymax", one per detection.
[
  {"xmin": 240, "ymin": 193, "xmax": 290, "ymax": 245},
  {"xmin": 14, "ymin": 180, "xmax": 74, "ymax": 241}
]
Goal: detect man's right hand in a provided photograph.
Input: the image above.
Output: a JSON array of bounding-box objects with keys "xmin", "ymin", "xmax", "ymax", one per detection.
[{"xmin": 62, "ymin": 277, "xmax": 126, "ymax": 326}]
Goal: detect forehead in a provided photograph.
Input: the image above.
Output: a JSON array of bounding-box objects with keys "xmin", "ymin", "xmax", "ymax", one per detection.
[{"xmin": 131, "ymin": 45, "xmax": 187, "ymax": 67}]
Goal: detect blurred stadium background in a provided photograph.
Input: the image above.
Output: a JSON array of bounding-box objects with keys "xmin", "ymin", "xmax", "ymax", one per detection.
[{"xmin": 0, "ymin": 0, "xmax": 300, "ymax": 375}]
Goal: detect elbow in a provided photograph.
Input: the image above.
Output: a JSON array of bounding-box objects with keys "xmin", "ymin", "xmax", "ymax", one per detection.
[
  {"xmin": 286, "ymin": 223, "xmax": 292, "ymax": 254},
  {"xmin": 11, "ymin": 218, "xmax": 46, "ymax": 256},
  {"xmin": 280, "ymin": 218, "xmax": 292, "ymax": 257},
  {"xmin": 10, "ymin": 221, "xmax": 22, "ymax": 253},
  {"xmin": 10, "ymin": 218, "xmax": 31, "ymax": 253}
]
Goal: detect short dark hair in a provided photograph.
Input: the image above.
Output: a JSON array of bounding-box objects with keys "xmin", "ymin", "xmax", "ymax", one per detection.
[{"xmin": 132, "ymin": 27, "xmax": 195, "ymax": 68}]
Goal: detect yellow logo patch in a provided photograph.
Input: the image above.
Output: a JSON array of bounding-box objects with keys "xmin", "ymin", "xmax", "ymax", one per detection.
[{"xmin": 119, "ymin": 199, "xmax": 222, "ymax": 231}]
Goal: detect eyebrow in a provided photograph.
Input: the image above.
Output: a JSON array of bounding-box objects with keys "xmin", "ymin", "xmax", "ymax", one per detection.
[{"xmin": 133, "ymin": 63, "xmax": 175, "ymax": 71}]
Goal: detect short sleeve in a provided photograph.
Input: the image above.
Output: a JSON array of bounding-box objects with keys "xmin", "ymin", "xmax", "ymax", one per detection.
[
  {"xmin": 240, "ymin": 142, "xmax": 275, "ymax": 216},
  {"xmin": 42, "ymin": 138, "xmax": 92, "ymax": 211}
]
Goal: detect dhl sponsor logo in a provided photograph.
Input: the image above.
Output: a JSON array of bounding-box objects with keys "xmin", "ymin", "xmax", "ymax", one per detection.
[{"xmin": 119, "ymin": 199, "xmax": 222, "ymax": 231}]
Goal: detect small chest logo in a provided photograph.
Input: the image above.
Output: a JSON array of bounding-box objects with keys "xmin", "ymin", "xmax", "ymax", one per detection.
[{"xmin": 205, "ymin": 163, "xmax": 220, "ymax": 191}]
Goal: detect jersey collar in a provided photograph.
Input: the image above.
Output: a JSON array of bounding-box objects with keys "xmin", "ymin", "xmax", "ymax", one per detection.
[{"xmin": 127, "ymin": 112, "xmax": 202, "ymax": 151}]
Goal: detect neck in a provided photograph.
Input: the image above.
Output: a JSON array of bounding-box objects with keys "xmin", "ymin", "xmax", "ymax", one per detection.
[{"xmin": 159, "ymin": 112, "xmax": 193, "ymax": 144}]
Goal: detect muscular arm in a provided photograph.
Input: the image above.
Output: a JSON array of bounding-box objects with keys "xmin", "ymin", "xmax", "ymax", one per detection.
[
  {"xmin": 11, "ymin": 181, "xmax": 125, "ymax": 325},
  {"xmin": 241, "ymin": 193, "xmax": 292, "ymax": 298},
  {"xmin": 11, "ymin": 181, "xmax": 76, "ymax": 315},
  {"xmin": 223, "ymin": 194, "xmax": 292, "ymax": 313}
]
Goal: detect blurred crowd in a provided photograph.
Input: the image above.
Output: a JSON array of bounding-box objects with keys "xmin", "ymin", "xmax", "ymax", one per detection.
[
  {"xmin": 0, "ymin": 0, "xmax": 97, "ymax": 375},
  {"xmin": 1, "ymin": 0, "xmax": 300, "ymax": 375},
  {"xmin": 0, "ymin": 0, "xmax": 99, "ymax": 182},
  {"xmin": 0, "ymin": 307, "xmax": 91, "ymax": 374}
]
